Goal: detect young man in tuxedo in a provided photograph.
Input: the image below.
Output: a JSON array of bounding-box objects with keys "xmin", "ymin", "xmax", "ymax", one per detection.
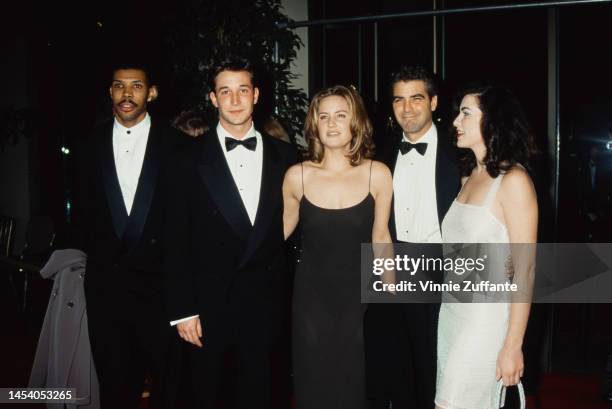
[
  {"xmin": 164, "ymin": 57, "xmax": 297, "ymax": 409},
  {"xmin": 365, "ymin": 66, "xmax": 461, "ymax": 409},
  {"xmin": 71, "ymin": 63, "xmax": 188, "ymax": 408}
]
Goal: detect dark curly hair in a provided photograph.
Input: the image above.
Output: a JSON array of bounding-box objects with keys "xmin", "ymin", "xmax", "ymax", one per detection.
[{"xmin": 454, "ymin": 84, "xmax": 538, "ymax": 177}]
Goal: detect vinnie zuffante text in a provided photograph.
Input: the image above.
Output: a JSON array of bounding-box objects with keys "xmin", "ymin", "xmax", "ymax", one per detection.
[{"xmin": 371, "ymin": 255, "xmax": 518, "ymax": 293}]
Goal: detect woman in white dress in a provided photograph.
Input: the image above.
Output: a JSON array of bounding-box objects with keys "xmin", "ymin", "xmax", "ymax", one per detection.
[{"xmin": 435, "ymin": 84, "xmax": 538, "ymax": 409}]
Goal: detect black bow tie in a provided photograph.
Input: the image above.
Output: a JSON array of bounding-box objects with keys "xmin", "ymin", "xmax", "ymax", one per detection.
[
  {"xmin": 399, "ymin": 141, "xmax": 428, "ymax": 156},
  {"xmin": 225, "ymin": 136, "xmax": 257, "ymax": 152}
]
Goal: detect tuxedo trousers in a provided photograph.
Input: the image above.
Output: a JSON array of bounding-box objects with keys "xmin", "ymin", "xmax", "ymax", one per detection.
[
  {"xmin": 364, "ymin": 242, "xmax": 443, "ymax": 409},
  {"xmin": 86, "ymin": 290, "xmax": 180, "ymax": 409},
  {"xmin": 364, "ymin": 302, "xmax": 440, "ymax": 409},
  {"xmin": 187, "ymin": 339, "xmax": 284, "ymax": 409}
]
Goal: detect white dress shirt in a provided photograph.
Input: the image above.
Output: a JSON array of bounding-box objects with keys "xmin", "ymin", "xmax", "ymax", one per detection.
[
  {"xmin": 393, "ymin": 123, "xmax": 442, "ymax": 243},
  {"xmin": 216, "ymin": 122, "xmax": 263, "ymax": 225},
  {"xmin": 112, "ymin": 114, "xmax": 150, "ymax": 215},
  {"xmin": 170, "ymin": 122, "xmax": 264, "ymax": 327}
]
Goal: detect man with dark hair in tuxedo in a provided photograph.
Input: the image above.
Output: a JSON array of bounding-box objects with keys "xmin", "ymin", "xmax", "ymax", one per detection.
[
  {"xmin": 164, "ymin": 56, "xmax": 296, "ymax": 409},
  {"xmin": 71, "ymin": 62, "xmax": 188, "ymax": 408},
  {"xmin": 365, "ymin": 65, "xmax": 461, "ymax": 409}
]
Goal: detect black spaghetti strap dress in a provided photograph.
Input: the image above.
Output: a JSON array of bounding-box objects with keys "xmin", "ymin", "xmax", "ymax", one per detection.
[{"xmin": 292, "ymin": 163, "xmax": 374, "ymax": 409}]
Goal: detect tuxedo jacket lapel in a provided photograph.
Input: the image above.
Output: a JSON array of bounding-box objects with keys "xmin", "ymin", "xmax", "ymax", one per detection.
[
  {"xmin": 385, "ymin": 134, "xmax": 402, "ymax": 177},
  {"xmin": 122, "ymin": 119, "xmax": 161, "ymax": 252},
  {"xmin": 238, "ymin": 136, "xmax": 284, "ymax": 268},
  {"xmin": 98, "ymin": 122, "xmax": 129, "ymax": 239},
  {"xmin": 197, "ymin": 133, "xmax": 252, "ymax": 241}
]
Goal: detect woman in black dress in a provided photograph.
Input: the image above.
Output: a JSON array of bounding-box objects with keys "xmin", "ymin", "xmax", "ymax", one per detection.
[{"xmin": 282, "ymin": 85, "xmax": 394, "ymax": 409}]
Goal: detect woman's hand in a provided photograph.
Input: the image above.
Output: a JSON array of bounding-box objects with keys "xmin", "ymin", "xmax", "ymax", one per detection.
[{"xmin": 496, "ymin": 344, "xmax": 524, "ymax": 386}]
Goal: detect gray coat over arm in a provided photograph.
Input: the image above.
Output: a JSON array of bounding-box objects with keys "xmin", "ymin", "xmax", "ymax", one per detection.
[{"xmin": 29, "ymin": 249, "xmax": 100, "ymax": 409}]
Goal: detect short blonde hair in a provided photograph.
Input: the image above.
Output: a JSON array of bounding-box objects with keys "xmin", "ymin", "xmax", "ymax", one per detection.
[{"xmin": 304, "ymin": 85, "xmax": 374, "ymax": 166}]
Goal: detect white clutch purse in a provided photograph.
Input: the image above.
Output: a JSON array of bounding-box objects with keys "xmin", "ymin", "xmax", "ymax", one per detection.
[{"xmin": 493, "ymin": 380, "xmax": 526, "ymax": 409}]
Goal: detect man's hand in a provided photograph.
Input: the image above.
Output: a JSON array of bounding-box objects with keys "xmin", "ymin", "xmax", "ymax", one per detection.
[{"xmin": 177, "ymin": 316, "xmax": 203, "ymax": 347}]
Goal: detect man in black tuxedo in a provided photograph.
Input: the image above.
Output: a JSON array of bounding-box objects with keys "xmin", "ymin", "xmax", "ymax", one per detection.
[
  {"xmin": 365, "ymin": 66, "xmax": 460, "ymax": 409},
  {"xmin": 163, "ymin": 57, "xmax": 296, "ymax": 409},
  {"xmin": 71, "ymin": 63, "xmax": 188, "ymax": 408}
]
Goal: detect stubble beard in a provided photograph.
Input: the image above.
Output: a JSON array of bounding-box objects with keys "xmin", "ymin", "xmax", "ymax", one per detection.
[{"xmin": 400, "ymin": 116, "xmax": 433, "ymax": 139}]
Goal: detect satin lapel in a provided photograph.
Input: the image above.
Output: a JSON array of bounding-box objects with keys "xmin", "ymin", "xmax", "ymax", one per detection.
[
  {"xmin": 197, "ymin": 134, "xmax": 252, "ymax": 241},
  {"xmin": 121, "ymin": 120, "xmax": 161, "ymax": 252},
  {"xmin": 238, "ymin": 136, "xmax": 284, "ymax": 268},
  {"xmin": 387, "ymin": 133, "xmax": 403, "ymax": 177},
  {"xmin": 98, "ymin": 123, "xmax": 129, "ymax": 239}
]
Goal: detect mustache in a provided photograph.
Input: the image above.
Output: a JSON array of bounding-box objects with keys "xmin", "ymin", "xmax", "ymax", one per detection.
[{"xmin": 117, "ymin": 99, "xmax": 138, "ymax": 107}]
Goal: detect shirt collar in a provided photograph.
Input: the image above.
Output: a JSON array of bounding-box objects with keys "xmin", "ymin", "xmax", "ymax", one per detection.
[
  {"xmin": 402, "ymin": 122, "xmax": 437, "ymax": 145},
  {"xmin": 113, "ymin": 113, "xmax": 151, "ymax": 138}
]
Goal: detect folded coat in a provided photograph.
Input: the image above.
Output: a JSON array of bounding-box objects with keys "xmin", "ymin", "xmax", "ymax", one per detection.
[{"xmin": 28, "ymin": 249, "xmax": 100, "ymax": 409}]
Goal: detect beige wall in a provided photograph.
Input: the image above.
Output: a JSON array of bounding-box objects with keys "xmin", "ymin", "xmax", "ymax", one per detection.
[{"xmin": 281, "ymin": 0, "xmax": 309, "ymax": 97}]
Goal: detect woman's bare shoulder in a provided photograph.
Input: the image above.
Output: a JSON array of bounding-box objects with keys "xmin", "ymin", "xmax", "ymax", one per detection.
[
  {"xmin": 500, "ymin": 166, "xmax": 536, "ymax": 202},
  {"xmin": 370, "ymin": 160, "xmax": 392, "ymax": 179},
  {"xmin": 283, "ymin": 163, "xmax": 304, "ymax": 189},
  {"xmin": 501, "ymin": 166, "xmax": 533, "ymax": 189},
  {"xmin": 369, "ymin": 160, "xmax": 393, "ymax": 194},
  {"xmin": 285, "ymin": 162, "xmax": 301, "ymax": 177}
]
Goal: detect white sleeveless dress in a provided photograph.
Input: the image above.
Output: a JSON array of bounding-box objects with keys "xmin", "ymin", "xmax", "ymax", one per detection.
[{"xmin": 435, "ymin": 175, "xmax": 511, "ymax": 409}]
